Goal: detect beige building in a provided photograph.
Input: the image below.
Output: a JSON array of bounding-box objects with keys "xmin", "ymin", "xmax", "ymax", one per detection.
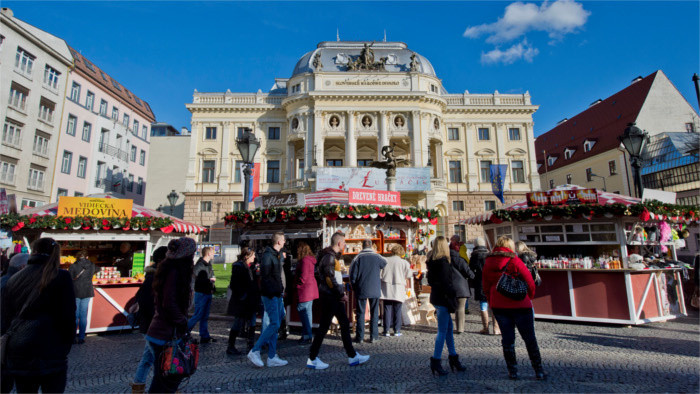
[
  {"xmin": 0, "ymin": 8, "xmax": 73, "ymax": 208},
  {"xmin": 185, "ymin": 41, "xmax": 540, "ymax": 245},
  {"xmin": 536, "ymin": 70, "xmax": 699, "ymax": 196}
]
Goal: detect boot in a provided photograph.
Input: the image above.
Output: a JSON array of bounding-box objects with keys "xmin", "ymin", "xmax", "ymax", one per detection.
[
  {"xmin": 526, "ymin": 342, "xmax": 547, "ymax": 380},
  {"xmin": 226, "ymin": 329, "xmax": 242, "ymax": 355},
  {"xmin": 130, "ymin": 382, "xmax": 146, "ymax": 394},
  {"xmin": 448, "ymin": 354, "xmax": 466, "ymax": 372},
  {"xmin": 503, "ymin": 345, "xmax": 518, "ymax": 380},
  {"xmin": 479, "ymin": 311, "xmax": 490, "ymax": 335},
  {"xmin": 492, "ymin": 316, "xmax": 501, "ymax": 335},
  {"xmin": 430, "ymin": 357, "xmax": 449, "ymax": 376}
]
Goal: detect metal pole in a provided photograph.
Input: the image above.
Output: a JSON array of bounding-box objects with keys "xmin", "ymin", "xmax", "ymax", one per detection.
[
  {"xmin": 692, "ymin": 73, "xmax": 700, "ymax": 111},
  {"xmin": 631, "ymin": 157, "xmax": 643, "ymax": 198},
  {"xmin": 242, "ymin": 163, "xmax": 252, "ymax": 211}
]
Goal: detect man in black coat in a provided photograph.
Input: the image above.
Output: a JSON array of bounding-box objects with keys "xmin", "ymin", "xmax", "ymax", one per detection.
[
  {"xmin": 226, "ymin": 249, "xmax": 260, "ymax": 355},
  {"xmin": 188, "ymin": 247, "xmax": 216, "ymax": 342}
]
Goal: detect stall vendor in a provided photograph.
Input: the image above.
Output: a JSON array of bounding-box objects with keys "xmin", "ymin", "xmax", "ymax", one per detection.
[{"xmin": 114, "ymin": 242, "xmax": 134, "ymax": 277}]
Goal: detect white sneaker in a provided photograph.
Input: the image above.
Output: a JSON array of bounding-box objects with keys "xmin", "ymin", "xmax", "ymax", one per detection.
[
  {"xmin": 384, "ymin": 333, "xmax": 391, "ymax": 337},
  {"xmin": 348, "ymin": 352, "xmax": 370, "ymax": 366},
  {"xmin": 394, "ymin": 332, "xmax": 403, "ymax": 337},
  {"xmin": 306, "ymin": 357, "xmax": 329, "ymax": 370},
  {"xmin": 247, "ymin": 350, "xmax": 264, "ymax": 368},
  {"xmin": 267, "ymin": 355, "xmax": 288, "ymax": 367}
]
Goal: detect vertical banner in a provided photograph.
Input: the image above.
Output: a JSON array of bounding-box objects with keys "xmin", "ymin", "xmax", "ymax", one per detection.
[
  {"xmin": 490, "ymin": 164, "xmax": 508, "ymax": 204},
  {"xmin": 245, "ymin": 163, "xmax": 261, "ymax": 202}
]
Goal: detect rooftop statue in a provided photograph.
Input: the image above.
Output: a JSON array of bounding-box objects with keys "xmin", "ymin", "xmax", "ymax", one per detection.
[
  {"xmin": 346, "ymin": 42, "xmax": 387, "ymax": 71},
  {"xmin": 409, "ymin": 53, "xmax": 420, "ymax": 72},
  {"xmin": 312, "ymin": 52, "xmax": 323, "ymax": 70}
]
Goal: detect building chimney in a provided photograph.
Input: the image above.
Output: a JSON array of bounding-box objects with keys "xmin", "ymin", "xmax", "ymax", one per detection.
[
  {"xmin": 1, "ymin": 8, "xmax": 14, "ymax": 17},
  {"xmin": 631, "ymin": 76, "xmax": 643, "ymax": 84},
  {"xmin": 557, "ymin": 118, "xmax": 568, "ymax": 125},
  {"xmin": 589, "ymin": 99, "xmax": 602, "ymax": 107}
]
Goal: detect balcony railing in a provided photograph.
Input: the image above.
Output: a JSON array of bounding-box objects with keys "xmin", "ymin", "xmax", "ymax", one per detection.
[
  {"xmin": 431, "ymin": 178, "xmax": 446, "ymax": 188},
  {"xmin": 98, "ymin": 143, "xmax": 129, "ymax": 162},
  {"xmin": 283, "ymin": 178, "xmax": 307, "ymax": 189}
]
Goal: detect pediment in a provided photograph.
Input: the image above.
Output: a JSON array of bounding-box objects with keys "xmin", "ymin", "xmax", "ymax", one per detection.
[
  {"xmin": 506, "ymin": 148, "xmax": 527, "ymax": 157},
  {"xmin": 475, "ymin": 148, "xmax": 496, "ymax": 157},
  {"xmin": 444, "ymin": 148, "xmax": 464, "ymax": 157},
  {"xmin": 357, "ymin": 146, "xmax": 375, "ymax": 156},
  {"xmin": 326, "ymin": 146, "xmax": 344, "ymax": 156},
  {"xmin": 266, "ymin": 148, "xmax": 283, "ymax": 157},
  {"xmin": 199, "ymin": 148, "xmax": 218, "ymax": 156}
]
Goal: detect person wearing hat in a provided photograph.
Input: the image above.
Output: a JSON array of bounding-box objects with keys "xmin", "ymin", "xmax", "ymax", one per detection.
[{"xmin": 145, "ymin": 237, "xmax": 196, "ymax": 393}]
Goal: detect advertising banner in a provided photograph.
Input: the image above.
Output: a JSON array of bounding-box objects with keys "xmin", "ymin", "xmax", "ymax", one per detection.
[
  {"xmin": 57, "ymin": 197, "xmax": 133, "ymax": 218},
  {"xmin": 316, "ymin": 167, "xmax": 431, "ymax": 191},
  {"xmin": 348, "ymin": 188, "xmax": 401, "ymax": 206},
  {"xmin": 526, "ymin": 188, "xmax": 598, "ymax": 207}
]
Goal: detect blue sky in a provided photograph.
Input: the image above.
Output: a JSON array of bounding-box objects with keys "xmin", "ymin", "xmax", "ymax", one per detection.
[{"xmin": 5, "ymin": 1, "xmax": 699, "ymax": 135}]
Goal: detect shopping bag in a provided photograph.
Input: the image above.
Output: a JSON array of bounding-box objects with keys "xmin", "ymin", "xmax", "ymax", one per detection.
[
  {"xmin": 160, "ymin": 334, "xmax": 199, "ymax": 378},
  {"xmin": 496, "ymin": 259, "xmax": 528, "ymax": 301}
]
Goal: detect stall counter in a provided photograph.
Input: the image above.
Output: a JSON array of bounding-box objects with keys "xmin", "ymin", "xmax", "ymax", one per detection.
[{"xmin": 86, "ymin": 282, "xmax": 140, "ymax": 333}]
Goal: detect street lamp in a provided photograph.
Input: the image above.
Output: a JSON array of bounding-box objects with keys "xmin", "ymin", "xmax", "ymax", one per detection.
[
  {"xmin": 236, "ymin": 128, "xmax": 260, "ymax": 210},
  {"xmin": 589, "ymin": 173, "xmax": 607, "ymax": 192},
  {"xmin": 618, "ymin": 122, "xmax": 648, "ymax": 198},
  {"xmin": 166, "ymin": 189, "xmax": 179, "ymax": 216}
]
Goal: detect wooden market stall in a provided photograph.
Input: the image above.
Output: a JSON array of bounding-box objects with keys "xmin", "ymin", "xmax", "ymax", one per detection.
[
  {"xmin": 3, "ymin": 195, "xmax": 206, "ymax": 333},
  {"xmin": 463, "ymin": 185, "xmax": 697, "ymax": 325}
]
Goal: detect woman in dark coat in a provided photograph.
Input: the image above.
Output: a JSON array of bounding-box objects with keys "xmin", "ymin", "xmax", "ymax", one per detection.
[
  {"xmin": 1, "ymin": 238, "xmax": 76, "ymax": 393},
  {"xmin": 145, "ymin": 237, "xmax": 196, "ymax": 393},
  {"xmin": 483, "ymin": 236, "xmax": 544, "ymax": 381},
  {"xmin": 426, "ymin": 236, "xmax": 465, "ymax": 376},
  {"xmin": 470, "ymin": 237, "xmax": 496, "ymax": 335},
  {"xmin": 226, "ymin": 248, "xmax": 260, "ymax": 355},
  {"xmin": 68, "ymin": 249, "xmax": 97, "ymax": 344}
]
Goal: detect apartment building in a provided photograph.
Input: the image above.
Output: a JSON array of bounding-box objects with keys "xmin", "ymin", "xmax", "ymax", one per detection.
[{"xmin": 0, "ymin": 8, "xmax": 72, "ymax": 208}]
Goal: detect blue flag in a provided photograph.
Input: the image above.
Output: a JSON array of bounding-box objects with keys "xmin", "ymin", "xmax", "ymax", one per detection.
[{"xmin": 490, "ymin": 164, "xmax": 508, "ymax": 204}]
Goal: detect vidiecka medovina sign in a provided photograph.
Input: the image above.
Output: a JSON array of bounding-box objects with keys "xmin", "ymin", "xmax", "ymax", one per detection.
[{"xmin": 57, "ymin": 197, "xmax": 133, "ymax": 218}]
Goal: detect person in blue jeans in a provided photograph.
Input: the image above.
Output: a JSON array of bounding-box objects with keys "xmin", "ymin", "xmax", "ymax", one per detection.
[
  {"xmin": 426, "ymin": 236, "xmax": 467, "ymax": 376},
  {"xmin": 247, "ymin": 232, "xmax": 288, "ymax": 368},
  {"xmin": 68, "ymin": 250, "xmax": 97, "ymax": 344},
  {"xmin": 188, "ymin": 247, "xmax": 216, "ymax": 342},
  {"xmin": 295, "ymin": 242, "xmax": 318, "ymax": 343},
  {"xmin": 349, "ymin": 240, "xmax": 386, "ymax": 343}
]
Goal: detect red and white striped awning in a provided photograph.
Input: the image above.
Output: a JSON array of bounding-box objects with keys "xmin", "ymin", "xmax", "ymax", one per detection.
[
  {"xmin": 462, "ymin": 185, "xmax": 643, "ymax": 225},
  {"xmin": 19, "ymin": 195, "xmax": 207, "ymax": 234},
  {"xmin": 305, "ymin": 189, "xmax": 349, "ymax": 206}
]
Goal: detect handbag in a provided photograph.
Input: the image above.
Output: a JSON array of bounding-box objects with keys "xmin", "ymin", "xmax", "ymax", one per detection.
[
  {"xmin": 160, "ymin": 332, "xmax": 199, "ymax": 378},
  {"xmin": 496, "ymin": 258, "xmax": 528, "ymax": 301},
  {"xmin": 1, "ymin": 288, "xmax": 40, "ymax": 365}
]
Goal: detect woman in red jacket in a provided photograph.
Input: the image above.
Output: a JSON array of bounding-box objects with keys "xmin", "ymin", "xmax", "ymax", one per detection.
[
  {"xmin": 482, "ymin": 236, "xmax": 546, "ymax": 381},
  {"xmin": 295, "ymin": 242, "xmax": 318, "ymax": 344}
]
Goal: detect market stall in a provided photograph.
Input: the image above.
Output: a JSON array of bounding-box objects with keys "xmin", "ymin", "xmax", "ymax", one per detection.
[
  {"xmin": 463, "ymin": 185, "xmax": 698, "ymax": 325},
  {"xmin": 1, "ymin": 195, "xmax": 206, "ymax": 333}
]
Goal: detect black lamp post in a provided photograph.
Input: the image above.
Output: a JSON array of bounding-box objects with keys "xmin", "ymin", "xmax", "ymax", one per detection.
[
  {"xmin": 236, "ymin": 128, "xmax": 260, "ymax": 211},
  {"xmin": 166, "ymin": 189, "xmax": 179, "ymax": 216},
  {"xmin": 618, "ymin": 122, "xmax": 648, "ymax": 198}
]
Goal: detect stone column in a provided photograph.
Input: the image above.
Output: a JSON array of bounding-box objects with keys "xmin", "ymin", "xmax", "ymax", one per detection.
[
  {"xmin": 524, "ymin": 122, "xmax": 540, "ymax": 190},
  {"xmin": 185, "ymin": 121, "xmax": 201, "ymax": 192},
  {"xmin": 464, "ymin": 122, "xmax": 478, "ymax": 191},
  {"xmin": 303, "ymin": 116, "xmax": 313, "ymax": 175},
  {"xmin": 219, "ymin": 121, "xmax": 232, "ymax": 190},
  {"xmin": 286, "ymin": 141, "xmax": 294, "ymax": 182},
  {"xmin": 346, "ymin": 111, "xmax": 356, "ymax": 167},
  {"xmin": 378, "ymin": 111, "xmax": 389, "ymax": 160},
  {"xmin": 495, "ymin": 122, "xmax": 508, "ymax": 191},
  {"xmin": 313, "ymin": 110, "xmax": 324, "ymax": 168},
  {"xmin": 436, "ymin": 142, "xmax": 444, "ymax": 179},
  {"xmin": 410, "ymin": 111, "xmax": 421, "ymax": 166}
]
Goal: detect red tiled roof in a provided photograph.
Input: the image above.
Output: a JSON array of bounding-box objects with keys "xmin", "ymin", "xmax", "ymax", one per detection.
[
  {"xmin": 535, "ymin": 71, "xmax": 658, "ymax": 173},
  {"xmin": 68, "ymin": 46, "xmax": 155, "ymax": 122}
]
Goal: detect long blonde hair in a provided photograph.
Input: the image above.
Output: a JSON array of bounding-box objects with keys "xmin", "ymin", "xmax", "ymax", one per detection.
[{"xmin": 431, "ymin": 236, "xmax": 451, "ymax": 262}]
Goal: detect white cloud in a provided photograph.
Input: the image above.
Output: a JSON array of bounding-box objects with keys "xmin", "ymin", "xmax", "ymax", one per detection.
[
  {"xmin": 464, "ymin": 0, "xmax": 591, "ymax": 43},
  {"xmin": 481, "ymin": 40, "xmax": 539, "ymax": 65}
]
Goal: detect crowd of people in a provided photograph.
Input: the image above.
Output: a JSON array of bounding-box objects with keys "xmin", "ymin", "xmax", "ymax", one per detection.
[{"xmin": 0, "ymin": 231, "xmax": 547, "ymax": 393}]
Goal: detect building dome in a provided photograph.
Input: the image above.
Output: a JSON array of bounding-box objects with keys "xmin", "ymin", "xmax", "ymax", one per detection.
[{"xmin": 291, "ymin": 41, "xmax": 437, "ymax": 77}]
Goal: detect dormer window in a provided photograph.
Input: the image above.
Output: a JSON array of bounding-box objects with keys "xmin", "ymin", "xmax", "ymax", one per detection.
[
  {"xmin": 291, "ymin": 84, "xmax": 301, "ymax": 94},
  {"xmin": 583, "ymin": 139, "xmax": 596, "ymax": 152},
  {"xmin": 547, "ymin": 156, "xmax": 558, "ymax": 166},
  {"xmin": 564, "ymin": 148, "xmax": 575, "ymax": 160}
]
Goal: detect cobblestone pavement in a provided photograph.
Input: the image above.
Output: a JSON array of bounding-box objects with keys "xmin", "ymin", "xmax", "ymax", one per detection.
[{"xmin": 65, "ymin": 308, "xmax": 699, "ymax": 393}]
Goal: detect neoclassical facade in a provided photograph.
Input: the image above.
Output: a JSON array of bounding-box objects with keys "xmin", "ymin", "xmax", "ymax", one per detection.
[{"xmin": 185, "ymin": 41, "xmax": 540, "ymax": 244}]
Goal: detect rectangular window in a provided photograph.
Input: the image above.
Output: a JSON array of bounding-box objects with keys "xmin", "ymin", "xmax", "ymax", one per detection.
[
  {"xmin": 686, "ymin": 123, "xmax": 695, "ymax": 133},
  {"xmin": 122, "ymin": 113, "xmax": 129, "ymax": 127},
  {"xmin": 43, "ymin": 65, "xmax": 60, "ymax": 90},
  {"xmin": 111, "ymin": 78, "xmax": 122, "ymax": 91},
  {"xmin": 267, "ymin": 160, "xmax": 280, "ymax": 183},
  {"xmin": 77, "ymin": 156, "xmax": 87, "ymax": 178},
  {"xmin": 326, "ymin": 159, "xmax": 343, "ymax": 166},
  {"xmin": 608, "ymin": 160, "xmax": 617, "ymax": 175},
  {"xmin": 200, "ymin": 201, "xmax": 212, "ymax": 212},
  {"xmin": 127, "ymin": 174, "xmax": 134, "ymax": 192},
  {"xmin": 99, "ymin": 129, "xmax": 108, "ymax": 146},
  {"xmin": 480, "ymin": 160, "xmax": 492, "ymax": 182},
  {"xmin": 549, "ymin": 179, "xmax": 554, "ymax": 189},
  {"xmin": 137, "ymin": 177, "xmax": 144, "ymax": 194},
  {"xmin": 564, "ymin": 150, "xmax": 573, "ymax": 160},
  {"xmin": 27, "ymin": 168, "xmax": 45, "ymax": 191},
  {"xmin": 74, "ymin": 192, "xmax": 83, "ymax": 197},
  {"xmin": 452, "ymin": 200, "xmax": 464, "ymax": 211},
  {"xmin": 485, "ymin": 200, "xmax": 496, "ymax": 211},
  {"xmin": 57, "ymin": 188, "xmax": 68, "ymax": 199},
  {"xmin": 33, "ymin": 133, "xmax": 49, "ymax": 156},
  {"xmin": 233, "ymin": 202, "xmax": 244, "ymax": 211},
  {"xmin": 66, "ymin": 114, "xmax": 77, "ymax": 136},
  {"xmin": 237, "ymin": 127, "xmax": 248, "ymax": 139},
  {"xmin": 511, "ymin": 160, "xmax": 525, "ymax": 183},
  {"xmin": 38, "ymin": 100, "xmax": 54, "ymax": 123},
  {"xmin": 205, "ymin": 127, "xmax": 217, "ymax": 140},
  {"xmin": 453, "ymin": 225, "xmax": 466, "ymax": 243},
  {"xmin": 298, "ymin": 159, "xmax": 304, "ymax": 179},
  {"xmin": 130, "ymin": 146, "xmax": 137, "ymax": 162},
  {"xmin": 448, "ymin": 128, "xmax": 459, "ymax": 141},
  {"xmin": 234, "ymin": 160, "xmax": 243, "ymax": 183},
  {"xmin": 566, "ymin": 174, "xmax": 572, "ymax": 184},
  {"xmin": 99, "ymin": 99, "xmax": 108, "ymax": 116},
  {"xmin": 357, "ymin": 159, "xmax": 372, "ymax": 167},
  {"xmin": 8, "ymin": 84, "xmax": 28, "ymax": 111},
  {"xmin": 586, "ymin": 168, "xmax": 593, "ymax": 182},
  {"xmin": 2, "ymin": 120, "xmax": 22, "ymax": 147},
  {"xmin": 202, "ymin": 160, "xmax": 216, "ymax": 183},
  {"xmin": 268, "ymin": 127, "xmax": 280, "ymax": 140},
  {"xmin": 86, "ymin": 91, "xmax": 95, "ymax": 111},
  {"xmin": 448, "ymin": 161, "xmax": 462, "ymax": 183},
  {"xmin": 14, "ymin": 47, "xmax": 35, "ymax": 77},
  {"xmin": 0, "ymin": 162, "xmax": 16, "ymax": 185},
  {"xmin": 142, "ymin": 125, "xmax": 148, "ymax": 139},
  {"xmin": 139, "ymin": 150, "xmax": 146, "ymax": 165},
  {"xmin": 508, "ymin": 128, "xmax": 521, "ymax": 141},
  {"xmin": 70, "ymin": 82, "xmax": 81, "ymax": 102},
  {"xmin": 61, "ymin": 151, "xmax": 72, "ymax": 174},
  {"xmin": 111, "ymin": 106, "xmax": 119, "ymax": 121},
  {"xmin": 133, "ymin": 120, "xmax": 139, "ymax": 135},
  {"xmin": 478, "ymin": 128, "xmax": 490, "ymax": 141},
  {"xmin": 81, "ymin": 122, "xmax": 91, "ymax": 142}
]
